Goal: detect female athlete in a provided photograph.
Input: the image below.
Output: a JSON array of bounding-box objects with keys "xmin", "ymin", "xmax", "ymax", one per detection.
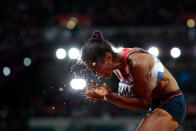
[{"xmin": 81, "ymin": 31, "xmax": 186, "ymax": 131}]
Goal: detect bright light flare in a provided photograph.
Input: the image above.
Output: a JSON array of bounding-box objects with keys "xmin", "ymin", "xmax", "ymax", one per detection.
[
  {"xmin": 56, "ymin": 48, "xmax": 66, "ymax": 59},
  {"xmin": 148, "ymin": 47, "xmax": 159, "ymax": 57},
  {"xmin": 170, "ymin": 47, "xmax": 181, "ymax": 58},
  {"xmin": 3, "ymin": 67, "xmax": 11, "ymax": 76},
  {"xmin": 70, "ymin": 78, "xmax": 86, "ymax": 90},
  {"xmin": 68, "ymin": 48, "xmax": 80, "ymax": 59},
  {"xmin": 66, "ymin": 17, "xmax": 78, "ymax": 30},
  {"xmin": 23, "ymin": 57, "xmax": 31, "ymax": 67},
  {"xmin": 112, "ymin": 46, "xmax": 123, "ymax": 53},
  {"xmin": 187, "ymin": 18, "xmax": 195, "ymax": 28}
]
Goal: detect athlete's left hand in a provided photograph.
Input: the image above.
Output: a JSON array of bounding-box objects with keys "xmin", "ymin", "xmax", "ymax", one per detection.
[{"xmin": 85, "ymin": 80, "xmax": 114, "ymax": 101}]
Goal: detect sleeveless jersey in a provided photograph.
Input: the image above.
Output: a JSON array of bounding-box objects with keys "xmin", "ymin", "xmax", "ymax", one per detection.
[{"xmin": 113, "ymin": 48, "xmax": 164, "ymax": 97}]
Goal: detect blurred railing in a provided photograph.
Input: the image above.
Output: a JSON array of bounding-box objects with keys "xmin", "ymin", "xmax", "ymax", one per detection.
[{"xmin": 28, "ymin": 117, "xmax": 194, "ymax": 131}]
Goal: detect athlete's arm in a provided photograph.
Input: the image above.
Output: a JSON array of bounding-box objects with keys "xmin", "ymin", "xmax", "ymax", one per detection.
[
  {"xmin": 85, "ymin": 81, "xmax": 150, "ymax": 110},
  {"xmin": 85, "ymin": 53, "xmax": 153, "ymax": 110},
  {"xmin": 107, "ymin": 53, "xmax": 153, "ymax": 110}
]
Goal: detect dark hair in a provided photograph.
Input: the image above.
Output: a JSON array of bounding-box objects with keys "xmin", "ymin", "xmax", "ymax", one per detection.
[{"xmin": 81, "ymin": 31, "xmax": 117, "ymax": 63}]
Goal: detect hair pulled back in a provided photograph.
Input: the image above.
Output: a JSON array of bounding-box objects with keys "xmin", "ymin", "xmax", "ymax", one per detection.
[{"xmin": 81, "ymin": 31, "xmax": 116, "ymax": 63}]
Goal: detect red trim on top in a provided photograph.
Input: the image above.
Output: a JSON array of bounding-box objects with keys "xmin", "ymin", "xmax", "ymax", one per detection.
[
  {"xmin": 159, "ymin": 92, "xmax": 183, "ymax": 108},
  {"xmin": 121, "ymin": 48, "xmax": 136, "ymax": 80},
  {"xmin": 122, "ymin": 48, "xmax": 130, "ymax": 69},
  {"xmin": 122, "ymin": 48, "xmax": 136, "ymax": 68},
  {"xmin": 121, "ymin": 48, "xmax": 130, "ymax": 80}
]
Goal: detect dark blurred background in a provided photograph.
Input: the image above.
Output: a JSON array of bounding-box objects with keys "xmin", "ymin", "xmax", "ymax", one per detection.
[{"xmin": 0, "ymin": 0, "xmax": 196, "ymax": 131}]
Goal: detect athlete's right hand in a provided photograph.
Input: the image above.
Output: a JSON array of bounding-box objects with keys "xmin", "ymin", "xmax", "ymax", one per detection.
[{"xmin": 85, "ymin": 80, "xmax": 114, "ymax": 101}]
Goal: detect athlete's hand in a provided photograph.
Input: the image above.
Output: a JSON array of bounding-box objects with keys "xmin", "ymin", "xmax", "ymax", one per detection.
[{"xmin": 85, "ymin": 80, "xmax": 114, "ymax": 101}]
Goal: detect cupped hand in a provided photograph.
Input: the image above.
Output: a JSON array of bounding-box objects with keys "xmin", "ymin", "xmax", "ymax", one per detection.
[{"xmin": 85, "ymin": 80, "xmax": 114, "ymax": 101}]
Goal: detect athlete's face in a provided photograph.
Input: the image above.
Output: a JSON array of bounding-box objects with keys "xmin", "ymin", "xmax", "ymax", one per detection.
[{"xmin": 85, "ymin": 53, "xmax": 114, "ymax": 79}]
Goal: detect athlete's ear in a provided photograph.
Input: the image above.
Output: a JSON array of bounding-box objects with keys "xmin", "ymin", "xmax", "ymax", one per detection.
[{"xmin": 105, "ymin": 53, "xmax": 112, "ymax": 64}]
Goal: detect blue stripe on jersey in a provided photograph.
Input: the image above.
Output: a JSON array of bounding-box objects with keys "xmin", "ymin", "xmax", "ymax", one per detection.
[{"xmin": 156, "ymin": 71, "xmax": 164, "ymax": 86}]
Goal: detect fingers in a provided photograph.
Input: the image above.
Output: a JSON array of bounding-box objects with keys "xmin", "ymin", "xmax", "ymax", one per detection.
[
  {"xmin": 86, "ymin": 88, "xmax": 96, "ymax": 96},
  {"xmin": 103, "ymin": 83, "xmax": 111, "ymax": 91},
  {"xmin": 85, "ymin": 86, "xmax": 96, "ymax": 98},
  {"xmin": 85, "ymin": 86, "xmax": 91, "ymax": 91},
  {"xmin": 86, "ymin": 96, "xmax": 97, "ymax": 101},
  {"xmin": 90, "ymin": 80, "xmax": 111, "ymax": 93},
  {"xmin": 91, "ymin": 79, "xmax": 97, "ymax": 87},
  {"xmin": 91, "ymin": 80, "xmax": 102, "ymax": 89},
  {"xmin": 86, "ymin": 92, "xmax": 103, "ymax": 101},
  {"xmin": 85, "ymin": 86, "xmax": 93, "ymax": 93},
  {"xmin": 95, "ymin": 89, "xmax": 105, "ymax": 95},
  {"xmin": 86, "ymin": 91, "xmax": 97, "ymax": 97},
  {"xmin": 85, "ymin": 88, "xmax": 104, "ymax": 100},
  {"xmin": 103, "ymin": 83, "xmax": 107, "ymax": 87},
  {"xmin": 85, "ymin": 81, "xmax": 110, "ymax": 101}
]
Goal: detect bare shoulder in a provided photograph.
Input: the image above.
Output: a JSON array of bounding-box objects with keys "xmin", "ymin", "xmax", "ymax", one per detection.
[{"xmin": 127, "ymin": 52, "xmax": 153, "ymax": 69}]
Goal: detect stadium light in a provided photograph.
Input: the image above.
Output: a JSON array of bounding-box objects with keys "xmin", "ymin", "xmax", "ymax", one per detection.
[
  {"xmin": 70, "ymin": 78, "xmax": 86, "ymax": 90},
  {"xmin": 66, "ymin": 17, "xmax": 78, "ymax": 30},
  {"xmin": 56, "ymin": 48, "xmax": 66, "ymax": 59},
  {"xmin": 187, "ymin": 18, "xmax": 195, "ymax": 28},
  {"xmin": 112, "ymin": 46, "xmax": 123, "ymax": 53},
  {"xmin": 148, "ymin": 46, "xmax": 159, "ymax": 57},
  {"xmin": 170, "ymin": 47, "xmax": 181, "ymax": 58},
  {"xmin": 3, "ymin": 67, "xmax": 11, "ymax": 76},
  {"xmin": 23, "ymin": 57, "xmax": 31, "ymax": 67},
  {"xmin": 68, "ymin": 48, "xmax": 80, "ymax": 59}
]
